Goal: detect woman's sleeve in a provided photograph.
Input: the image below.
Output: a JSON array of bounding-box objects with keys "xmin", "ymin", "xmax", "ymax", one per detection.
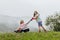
[{"xmin": 31, "ymin": 17, "xmax": 36, "ymax": 20}]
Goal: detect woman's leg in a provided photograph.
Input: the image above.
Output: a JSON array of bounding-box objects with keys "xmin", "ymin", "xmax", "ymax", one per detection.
[
  {"xmin": 38, "ymin": 21, "xmax": 47, "ymax": 32},
  {"xmin": 38, "ymin": 26, "xmax": 41, "ymax": 32},
  {"xmin": 41, "ymin": 26, "xmax": 47, "ymax": 32}
]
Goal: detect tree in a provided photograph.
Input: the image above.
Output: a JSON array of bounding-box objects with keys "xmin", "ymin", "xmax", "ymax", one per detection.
[{"xmin": 45, "ymin": 13, "xmax": 60, "ymax": 31}]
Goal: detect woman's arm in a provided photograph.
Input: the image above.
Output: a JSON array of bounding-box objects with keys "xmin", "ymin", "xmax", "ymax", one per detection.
[{"xmin": 31, "ymin": 17, "xmax": 36, "ymax": 20}]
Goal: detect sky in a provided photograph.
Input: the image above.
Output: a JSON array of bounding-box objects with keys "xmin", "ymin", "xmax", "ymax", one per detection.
[{"xmin": 0, "ymin": 0, "xmax": 60, "ymax": 21}]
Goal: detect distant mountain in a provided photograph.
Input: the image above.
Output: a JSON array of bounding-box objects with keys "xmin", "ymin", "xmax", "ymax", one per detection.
[{"xmin": 0, "ymin": 15, "xmax": 38, "ymax": 32}]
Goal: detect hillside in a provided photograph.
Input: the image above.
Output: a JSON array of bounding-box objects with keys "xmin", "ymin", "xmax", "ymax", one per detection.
[{"xmin": 0, "ymin": 32, "xmax": 60, "ymax": 40}]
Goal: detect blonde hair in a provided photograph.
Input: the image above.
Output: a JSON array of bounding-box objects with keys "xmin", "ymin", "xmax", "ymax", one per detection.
[
  {"xmin": 20, "ymin": 20, "xmax": 24, "ymax": 24},
  {"xmin": 33, "ymin": 11, "xmax": 38, "ymax": 17}
]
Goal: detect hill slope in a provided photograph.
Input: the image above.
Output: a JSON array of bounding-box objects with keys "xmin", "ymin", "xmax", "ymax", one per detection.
[{"xmin": 0, "ymin": 32, "xmax": 60, "ymax": 40}]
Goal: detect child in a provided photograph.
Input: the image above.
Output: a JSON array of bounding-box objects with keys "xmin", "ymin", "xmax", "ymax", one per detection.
[
  {"xmin": 14, "ymin": 20, "xmax": 30, "ymax": 33},
  {"xmin": 31, "ymin": 11, "xmax": 47, "ymax": 32}
]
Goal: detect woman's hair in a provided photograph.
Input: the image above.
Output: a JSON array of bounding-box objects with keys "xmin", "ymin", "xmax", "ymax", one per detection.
[
  {"xmin": 33, "ymin": 11, "xmax": 38, "ymax": 17},
  {"xmin": 20, "ymin": 20, "xmax": 24, "ymax": 24}
]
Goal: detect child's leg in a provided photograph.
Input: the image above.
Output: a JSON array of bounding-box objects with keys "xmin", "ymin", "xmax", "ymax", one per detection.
[
  {"xmin": 14, "ymin": 30, "xmax": 19, "ymax": 33},
  {"xmin": 15, "ymin": 27, "xmax": 22, "ymax": 32},
  {"xmin": 24, "ymin": 28, "xmax": 29, "ymax": 32}
]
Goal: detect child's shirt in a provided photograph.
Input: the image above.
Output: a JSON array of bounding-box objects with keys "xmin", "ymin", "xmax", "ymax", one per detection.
[{"xmin": 20, "ymin": 23, "xmax": 28, "ymax": 30}]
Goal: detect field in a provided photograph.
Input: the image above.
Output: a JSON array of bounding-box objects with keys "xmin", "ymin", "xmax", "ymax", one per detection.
[{"xmin": 0, "ymin": 32, "xmax": 60, "ymax": 40}]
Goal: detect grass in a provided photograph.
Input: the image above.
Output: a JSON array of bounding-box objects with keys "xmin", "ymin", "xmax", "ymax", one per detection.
[{"xmin": 0, "ymin": 32, "xmax": 60, "ymax": 40}]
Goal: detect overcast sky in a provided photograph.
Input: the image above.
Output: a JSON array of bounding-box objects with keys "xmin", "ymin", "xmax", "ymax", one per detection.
[{"xmin": 0, "ymin": 0, "xmax": 60, "ymax": 20}]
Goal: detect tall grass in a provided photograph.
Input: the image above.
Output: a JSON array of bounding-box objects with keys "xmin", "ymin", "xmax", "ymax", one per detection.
[{"xmin": 0, "ymin": 32, "xmax": 60, "ymax": 40}]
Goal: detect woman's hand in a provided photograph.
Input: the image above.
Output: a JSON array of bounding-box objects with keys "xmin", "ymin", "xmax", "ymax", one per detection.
[{"xmin": 31, "ymin": 17, "xmax": 36, "ymax": 20}]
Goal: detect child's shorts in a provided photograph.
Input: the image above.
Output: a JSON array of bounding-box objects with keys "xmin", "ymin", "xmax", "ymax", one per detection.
[
  {"xmin": 14, "ymin": 28, "xmax": 29, "ymax": 33},
  {"xmin": 21, "ymin": 28, "xmax": 29, "ymax": 32},
  {"xmin": 38, "ymin": 21, "xmax": 42, "ymax": 27}
]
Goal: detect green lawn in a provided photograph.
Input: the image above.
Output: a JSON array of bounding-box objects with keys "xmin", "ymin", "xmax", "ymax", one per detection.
[{"xmin": 0, "ymin": 32, "xmax": 60, "ymax": 40}]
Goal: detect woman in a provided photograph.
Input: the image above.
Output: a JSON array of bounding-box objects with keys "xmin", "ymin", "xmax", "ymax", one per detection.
[{"xmin": 31, "ymin": 11, "xmax": 47, "ymax": 32}]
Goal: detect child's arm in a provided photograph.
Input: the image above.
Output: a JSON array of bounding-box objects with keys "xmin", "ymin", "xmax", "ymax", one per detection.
[
  {"xmin": 25, "ymin": 17, "xmax": 35, "ymax": 26},
  {"xmin": 25, "ymin": 19, "xmax": 32, "ymax": 25},
  {"xmin": 16, "ymin": 27, "xmax": 21, "ymax": 31},
  {"xmin": 25, "ymin": 17, "xmax": 37, "ymax": 26}
]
